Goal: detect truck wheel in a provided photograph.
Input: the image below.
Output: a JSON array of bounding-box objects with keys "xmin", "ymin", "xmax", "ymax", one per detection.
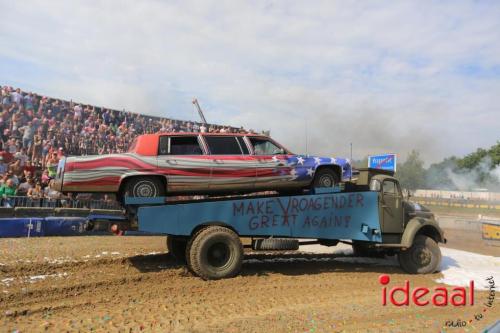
[
  {"xmin": 167, "ymin": 236, "xmax": 187, "ymax": 263},
  {"xmin": 398, "ymin": 235, "xmax": 441, "ymax": 274},
  {"xmin": 187, "ymin": 226, "xmax": 243, "ymax": 280},
  {"xmin": 252, "ymin": 238, "xmax": 299, "ymax": 251},
  {"xmin": 125, "ymin": 177, "xmax": 165, "ymax": 197},
  {"xmin": 312, "ymin": 168, "xmax": 339, "ymax": 188}
]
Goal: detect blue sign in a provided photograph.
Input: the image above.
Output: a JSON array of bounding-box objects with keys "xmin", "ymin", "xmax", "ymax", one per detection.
[
  {"xmin": 138, "ymin": 191, "xmax": 382, "ymax": 243},
  {"xmin": 368, "ymin": 154, "xmax": 397, "ymax": 172}
]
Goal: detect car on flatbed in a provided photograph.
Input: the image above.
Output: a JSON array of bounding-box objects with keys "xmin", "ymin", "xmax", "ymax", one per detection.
[
  {"xmin": 129, "ymin": 168, "xmax": 446, "ymax": 280},
  {"xmin": 52, "ymin": 132, "xmax": 352, "ymax": 200}
]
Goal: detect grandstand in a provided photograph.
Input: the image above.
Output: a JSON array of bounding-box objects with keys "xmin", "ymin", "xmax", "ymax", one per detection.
[{"xmin": 0, "ymin": 85, "xmax": 248, "ymax": 207}]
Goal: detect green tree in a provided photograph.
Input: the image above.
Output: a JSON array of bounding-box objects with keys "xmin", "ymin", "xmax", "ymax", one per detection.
[
  {"xmin": 395, "ymin": 150, "xmax": 426, "ymax": 190},
  {"xmin": 456, "ymin": 148, "xmax": 488, "ymax": 169}
]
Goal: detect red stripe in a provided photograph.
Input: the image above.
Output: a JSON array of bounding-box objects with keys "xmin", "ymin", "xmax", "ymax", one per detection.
[
  {"xmin": 68, "ymin": 156, "xmax": 154, "ymax": 171},
  {"xmin": 65, "ymin": 176, "xmax": 121, "ymax": 187}
]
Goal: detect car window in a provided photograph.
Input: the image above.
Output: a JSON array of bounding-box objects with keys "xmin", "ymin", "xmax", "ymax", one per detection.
[
  {"xmin": 248, "ymin": 137, "xmax": 284, "ymax": 155},
  {"xmin": 159, "ymin": 136, "xmax": 203, "ymax": 155},
  {"xmin": 205, "ymin": 136, "xmax": 242, "ymax": 155},
  {"xmin": 236, "ymin": 137, "xmax": 249, "ymax": 154},
  {"xmin": 383, "ymin": 180, "xmax": 397, "ymax": 195}
]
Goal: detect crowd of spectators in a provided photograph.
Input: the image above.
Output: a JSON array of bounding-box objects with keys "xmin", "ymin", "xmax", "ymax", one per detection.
[{"xmin": 0, "ymin": 85, "xmax": 248, "ymax": 203}]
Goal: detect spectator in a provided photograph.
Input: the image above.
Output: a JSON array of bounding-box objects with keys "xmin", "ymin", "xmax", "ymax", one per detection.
[
  {"xmin": 9, "ymin": 160, "xmax": 23, "ymax": 177},
  {"xmin": 23, "ymin": 160, "xmax": 36, "ymax": 179},
  {"xmin": 46, "ymin": 152, "xmax": 58, "ymax": 178},
  {"xmin": 0, "ymin": 156, "xmax": 7, "ymax": 174},
  {"xmin": 18, "ymin": 177, "xmax": 34, "ymax": 196},
  {"xmin": 27, "ymin": 181, "xmax": 43, "ymax": 199},
  {"xmin": 14, "ymin": 147, "xmax": 29, "ymax": 166},
  {"xmin": 0, "ymin": 178, "xmax": 17, "ymax": 197},
  {"xmin": 0, "ymin": 85, "xmax": 249, "ymax": 207},
  {"xmin": 21, "ymin": 121, "xmax": 35, "ymax": 149}
]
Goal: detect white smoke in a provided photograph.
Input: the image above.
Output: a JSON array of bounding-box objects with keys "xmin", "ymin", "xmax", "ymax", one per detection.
[{"xmin": 444, "ymin": 156, "xmax": 500, "ymax": 191}]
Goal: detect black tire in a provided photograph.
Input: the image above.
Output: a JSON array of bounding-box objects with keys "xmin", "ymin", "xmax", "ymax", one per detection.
[
  {"xmin": 124, "ymin": 177, "xmax": 165, "ymax": 198},
  {"xmin": 187, "ymin": 226, "xmax": 243, "ymax": 280},
  {"xmin": 312, "ymin": 168, "xmax": 340, "ymax": 188},
  {"xmin": 398, "ymin": 235, "xmax": 441, "ymax": 274},
  {"xmin": 167, "ymin": 236, "xmax": 188, "ymax": 263},
  {"xmin": 252, "ymin": 238, "xmax": 299, "ymax": 251}
]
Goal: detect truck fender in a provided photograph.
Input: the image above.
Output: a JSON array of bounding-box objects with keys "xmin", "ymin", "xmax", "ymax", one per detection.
[
  {"xmin": 190, "ymin": 221, "xmax": 239, "ymax": 238},
  {"xmin": 400, "ymin": 217, "xmax": 445, "ymax": 248}
]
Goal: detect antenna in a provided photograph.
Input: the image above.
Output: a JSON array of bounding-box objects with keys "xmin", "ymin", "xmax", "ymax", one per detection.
[
  {"xmin": 305, "ymin": 117, "xmax": 308, "ymax": 156},
  {"xmin": 192, "ymin": 98, "xmax": 208, "ymax": 124}
]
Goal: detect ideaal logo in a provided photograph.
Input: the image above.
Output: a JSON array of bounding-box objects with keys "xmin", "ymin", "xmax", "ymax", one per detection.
[
  {"xmin": 378, "ymin": 274, "xmax": 474, "ymax": 306},
  {"xmin": 379, "ymin": 274, "xmax": 496, "ymax": 329}
]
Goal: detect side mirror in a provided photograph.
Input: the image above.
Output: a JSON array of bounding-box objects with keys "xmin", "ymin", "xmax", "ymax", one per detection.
[
  {"xmin": 402, "ymin": 188, "xmax": 411, "ymax": 200},
  {"xmin": 369, "ymin": 179, "xmax": 381, "ymax": 192},
  {"xmin": 273, "ymin": 148, "xmax": 285, "ymax": 155}
]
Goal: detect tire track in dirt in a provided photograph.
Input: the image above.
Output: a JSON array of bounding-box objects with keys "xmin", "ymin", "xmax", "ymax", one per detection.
[{"xmin": 1, "ymin": 236, "xmax": 499, "ymax": 332}]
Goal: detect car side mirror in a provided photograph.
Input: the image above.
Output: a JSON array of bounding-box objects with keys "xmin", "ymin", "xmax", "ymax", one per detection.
[
  {"xmin": 274, "ymin": 148, "xmax": 285, "ymax": 155},
  {"xmin": 402, "ymin": 188, "xmax": 411, "ymax": 200}
]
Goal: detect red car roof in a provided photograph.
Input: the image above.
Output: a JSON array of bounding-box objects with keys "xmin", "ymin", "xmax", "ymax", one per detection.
[{"xmin": 130, "ymin": 132, "xmax": 273, "ymax": 156}]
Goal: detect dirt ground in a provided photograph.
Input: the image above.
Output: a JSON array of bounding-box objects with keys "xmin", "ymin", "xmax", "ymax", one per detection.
[{"xmin": 0, "ymin": 214, "xmax": 499, "ymax": 332}]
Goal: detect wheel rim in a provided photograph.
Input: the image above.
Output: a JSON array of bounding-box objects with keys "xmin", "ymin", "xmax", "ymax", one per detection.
[
  {"xmin": 206, "ymin": 242, "xmax": 231, "ymax": 268},
  {"xmin": 318, "ymin": 174, "xmax": 334, "ymax": 187},
  {"xmin": 410, "ymin": 245, "xmax": 432, "ymax": 267},
  {"xmin": 132, "ymin": 180, "xmax": 157, "ymax": 197}
]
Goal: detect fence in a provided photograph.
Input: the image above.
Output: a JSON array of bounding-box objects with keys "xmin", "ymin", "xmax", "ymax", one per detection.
[
  {"xmin": 0, "ymin": 196, "xmax": 122, "ymax": 210},
  {"xmin": 414, "ymin": 197, "xmax": 500, "ymax": 211}
]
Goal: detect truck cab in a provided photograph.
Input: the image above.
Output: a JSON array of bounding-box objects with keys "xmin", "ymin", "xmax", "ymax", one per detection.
[{"xmin": 350, "ymin": 168, "xmax": 446, "ymax": 273}]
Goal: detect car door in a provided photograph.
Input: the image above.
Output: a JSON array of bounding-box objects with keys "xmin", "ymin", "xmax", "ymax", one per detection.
[
  {"xmin": 246, "ymin": 136, "xmax": 294, "ymax": 190},
  {"xmin": 157, "ymin": 135, "xmax": 211, "ymax": 193},
  {"xmin": 381, "ymin": 179, "xmax": 404, "ymax": 233},
  {"xmin": 203, "ymin": 135, "xmax": 256, "ymax": 192}
]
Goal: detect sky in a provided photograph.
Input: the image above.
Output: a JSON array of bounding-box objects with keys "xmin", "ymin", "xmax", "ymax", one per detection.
[{"xmin": 1, "ymin": 0, "xmax": 499, "ymax": 164}]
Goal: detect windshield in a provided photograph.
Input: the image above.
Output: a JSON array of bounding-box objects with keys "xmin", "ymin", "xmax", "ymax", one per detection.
[{"xmin": 248, "ymin": 137, "xmax": 287, "ymax": 155}]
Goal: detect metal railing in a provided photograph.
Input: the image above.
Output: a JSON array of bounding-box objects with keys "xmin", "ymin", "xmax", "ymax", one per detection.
[{"xmin": 0, "ymin": 196, "xmax": 122, "ymax": 210}]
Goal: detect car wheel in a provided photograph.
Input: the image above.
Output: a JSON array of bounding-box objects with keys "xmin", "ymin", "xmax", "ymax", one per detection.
[
  {"xmin": 398, "ymin": 235, "xmax": 441, "ymax": 274},
  {"xmin": 125, "ymin": 177, "xmax": 165, "ymax": 197},
  {"xmin": 187, "ymin": 226, "xmax": 243, "ymax": 280},
  {"xmin": 312, "ymin": 168, "xmax": 339, "ymax": 188}
]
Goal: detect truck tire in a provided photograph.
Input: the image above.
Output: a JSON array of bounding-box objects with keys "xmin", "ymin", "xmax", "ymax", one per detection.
[
  {"xmin": 187, "ymin": 226, "xmax": 243, "ymax": 280},
  {"xmin": 312, "ymin": 168, "xmax": 339, "ymax": 188},
  {"xmin": 398, "ymin": 235, "xmax": 441, "ymax": 274},
  {"xmin": 124, "ymin": 177, "xmax": 165, "ymax": 197},
  {"xmin": 167, "ymin": 236, "xmax": 188, "ymax": 263},
  {"xmin": 252, "ymin": 238, "xmax": 299, "ymax": 251}
]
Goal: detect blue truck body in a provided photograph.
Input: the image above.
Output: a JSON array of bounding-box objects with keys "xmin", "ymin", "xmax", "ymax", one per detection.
[{"xmin": 132, "ymin": 189, "xmax": 382, "ymax": 243}]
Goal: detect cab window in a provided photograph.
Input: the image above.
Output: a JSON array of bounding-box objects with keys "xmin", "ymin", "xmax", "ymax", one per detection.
[
  {"xmin": 248, "ymin": 137, "xmax": 284, "ymax": 155},
  {"xmin": 159, "ymin": 136, "xmax": 203, "ymax": 155},
  {"xmin": 383, "ymin": 180, "xmax": 398, "ymax": 196},
  {"xmin": 205, "ymin": 136, "xmax": 242, "ymax": 155}
]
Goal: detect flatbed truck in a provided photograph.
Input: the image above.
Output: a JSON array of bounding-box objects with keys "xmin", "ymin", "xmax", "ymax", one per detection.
[{"xmin": 125, "ymin": 168, "xmax": 446, "ymax": 280}]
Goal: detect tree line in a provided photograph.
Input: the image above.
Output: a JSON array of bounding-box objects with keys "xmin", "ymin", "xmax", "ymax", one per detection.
[{"xmin": 354, "ymin": 141, "xmax": 500, "ymax": 191}]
